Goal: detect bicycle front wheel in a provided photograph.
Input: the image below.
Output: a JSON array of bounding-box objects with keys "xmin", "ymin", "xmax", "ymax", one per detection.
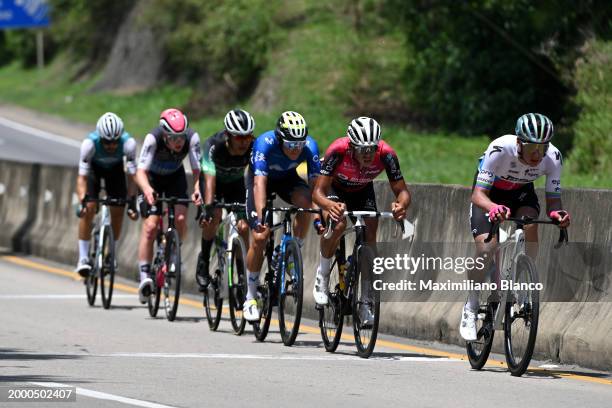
[
  {"xmin": 504, "ymin": 254, "xmax": 539, "ymax": 376},
  {"xmin": 163, "ymin": 229, "xmax": 182, "ymax": 322},
  {"xmin": 319, "ymin": 258, "xmax": 344, "ymax": 352},
  {"xmin": 85, "ymin": 243, "xmax": 97, "ymax": 306},
  {"xmin": 466, "ymin": 301, "xmax": 496, "ymax": 369},
  {"xmin": 99, "ymin": 226, "xmax": 115, "ymax": 310},
  {"xmin": 228, "ymin": 236, "xmax": 247, "ymax": 335},
  {"xmin": 352, "ymin": 245, "xmax": 379, "ymax": 358},
  {"xmin": 278, "ymin": 239, "xmax": 304, "ymax": 346}
]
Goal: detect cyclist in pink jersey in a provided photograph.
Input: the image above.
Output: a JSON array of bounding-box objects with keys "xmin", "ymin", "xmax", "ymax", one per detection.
[{"xmin": 312, "ymin": 117, "xmax": 411, "ymax": 311}]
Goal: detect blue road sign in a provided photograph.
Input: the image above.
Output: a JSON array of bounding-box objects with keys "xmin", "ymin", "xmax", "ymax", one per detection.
[{"xmin": 0, "ymin": 0, "xmax": 50, "ymax": 29}]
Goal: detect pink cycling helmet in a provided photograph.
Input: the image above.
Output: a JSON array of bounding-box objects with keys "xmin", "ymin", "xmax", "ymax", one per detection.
[{"xmin": 160, "ymin": 108, "xmax": 188, "ymax": 136}]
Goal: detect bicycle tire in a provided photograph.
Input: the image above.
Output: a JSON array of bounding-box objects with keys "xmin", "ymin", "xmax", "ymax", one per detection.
[
  {"xmin": 504, "ymin": 254, "xmax": 539, "ymax": 376},
  {"xmin": 163, "ymin": 229, "xmax": 182, "ymax": 322},
  {"xmin": 85, "ymin": 239, "xmax": 98, "ymax": 306},
  {"xmin": 319, "ymin": 258, "xmax": 344, "ymax": 352},
  {"xmin": 466, "ymin": 302, "xmax": 496, "ymax": 369},
  {"xmin": 228, "ymin": 236, "xmax": 247, "ymax": 335},
  {"xmin": 203, "ymin": 266, "xmax": 223, "ymax": 331},
  {"xmin": 253, "ymin": 256, "xmax": 274, "ymax": 342},
  {"xmin": 147, "ymin": 263, "xmax": 162, "ymax": 318},
  {"xmin": 278, "ymin": 239, "xmax": 304, "ymax": 346},
  {"xmin": 99, "ymin": 225, "xmax": 115, "ymax": 310},
  {"xmin": 352, "ymin": 245, "xmax": 379, "ymax": 358}
]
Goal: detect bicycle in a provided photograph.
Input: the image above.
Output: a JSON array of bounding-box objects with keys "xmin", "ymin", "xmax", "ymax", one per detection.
[
  {"xmin": 198, "ymin": 201, "xmax": 248, "ymax": 334},
  {"xmin": 145, "ymin": 196, "xmax": 192, "ymax": 322},
  {"xmin": 318, "ymin": 211, "xmax": 410, "ymax": 358},
  {"xmin": 466, "ymin": 215, "xmax": 568, "ymax": 376},
  {"xmin": 252, "ymin": 194, "xmax": 320, "ymax": 346},
  {"xmin": 80, "ymin": 196, "xmax": 126, "ymax": 309}
]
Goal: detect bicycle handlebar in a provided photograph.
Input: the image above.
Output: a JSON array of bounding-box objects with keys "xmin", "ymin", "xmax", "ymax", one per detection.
[
  {"xmin": 484, "ymin": 216, "xmax": 568, "ymax": 248},
  {"xmin": 322, "ymin": 210, "xmax": 409, "ymax": 240},
  {"xmin": 197, "ymin": 201, "xmax": 246, "ymax": 222}
]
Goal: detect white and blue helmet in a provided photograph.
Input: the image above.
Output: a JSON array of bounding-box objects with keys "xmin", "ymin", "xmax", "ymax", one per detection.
[{"xmin": 515, "ymin": 113, "xmax": 554, "ymax": 143}]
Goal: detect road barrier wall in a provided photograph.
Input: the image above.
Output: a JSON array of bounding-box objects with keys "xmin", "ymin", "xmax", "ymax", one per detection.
[{"xmin": 1, "ymin": 159, "xmax": 610, "ymax": 370}]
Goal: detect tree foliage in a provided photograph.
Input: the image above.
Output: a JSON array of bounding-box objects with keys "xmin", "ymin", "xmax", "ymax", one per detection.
[{"xmin": 385, "ymin": 0, "xmax": 610, "ymax": 140}]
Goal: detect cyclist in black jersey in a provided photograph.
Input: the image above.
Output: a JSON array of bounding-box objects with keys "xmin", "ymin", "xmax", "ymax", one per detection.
[{"xmin": 195, "ymin": 109, "xmax": 255, "ymax": 290}]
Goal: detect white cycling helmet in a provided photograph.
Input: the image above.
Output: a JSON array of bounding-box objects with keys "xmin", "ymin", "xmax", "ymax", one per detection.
[
  {"xmin": 96, "ymin": 112, "xmax": 124, "ymax": 141},
  {"xmin": 224, "ymin": 109, "xmax": 255, "ymax": 136},
  {"xmin": 347, "ymin": 116, "xmax": 381, "ymax": 146}
]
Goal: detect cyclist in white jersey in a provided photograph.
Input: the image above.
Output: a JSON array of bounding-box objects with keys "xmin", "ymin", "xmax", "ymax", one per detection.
[{"xmin": 460, "ymin": 113, "xmax": 571, "ymax": 341}]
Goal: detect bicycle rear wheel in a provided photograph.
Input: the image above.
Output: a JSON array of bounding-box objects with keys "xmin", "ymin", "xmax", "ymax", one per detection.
[
  {"xmin": 99, "ymin": 226, "xmax": 115, "ymax": 310},
  {"xmin": 352, "ymin": 245, "xmax": 379, "ymax": 358},
  {"xmin": 319, "ymin": 259, "xmax": 344, "ymax": 352},
  {"xmin": 147, "ymin": 260, "xmax": 162, "ymax": 318},
  {"xmin": 163, "ymin": 229, "xmax": 182, "ymax": 321},
  {"xmin": 229, "ymin": 237, "xmax": 247, "ymax": 335},
  {"xmin": 278, "ymin": 239, "xmax": 304, "ymax": 346},
  {"xmin": 504, "ymin": 254, "xmax": 539, "ymax": 376},
  {"xmin": 466, "ymin": 301, "xmax": 496, "ymax": 369},
  {"xmin": 253, "ymin": 256, "xmax": 274, "ymax": 342}
]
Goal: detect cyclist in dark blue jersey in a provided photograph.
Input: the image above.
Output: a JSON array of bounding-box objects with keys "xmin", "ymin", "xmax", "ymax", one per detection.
[{"xmin": 243, "ymin": 111, "xmax": 324, "ymax": 321}]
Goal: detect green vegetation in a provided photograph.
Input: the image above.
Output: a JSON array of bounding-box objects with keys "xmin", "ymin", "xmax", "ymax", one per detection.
[{"xmin": 0, "ymin": 0, "xmax": 609, "ymax": 188}]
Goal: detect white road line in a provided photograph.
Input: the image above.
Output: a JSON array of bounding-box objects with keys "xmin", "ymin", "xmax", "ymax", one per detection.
[
  {"xmin": 30, "ymin": 382, "xmax": 179, "ymax": 408},
  {"xmin": 0, "ymin": 294, "xmax": 133, "ymax": 299},
  {"xmin": 0, "ymin": 116, "xmax": 82, "ymax": 148},
  {"xmin": 12, "ymin": 351, "xmax": 460, "ymax": 363}
]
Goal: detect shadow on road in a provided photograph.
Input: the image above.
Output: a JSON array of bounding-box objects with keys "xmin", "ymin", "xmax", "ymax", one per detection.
[{"xmin": 0, "ymin": 348, "xmax": 85, "ymax": 362}]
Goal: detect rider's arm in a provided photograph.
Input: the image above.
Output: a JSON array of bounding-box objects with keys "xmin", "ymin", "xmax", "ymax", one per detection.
[
  {"xmin": 200, "ymin": 137, "xmax": 217, "ymax": 205},
  {"xmin": 472, "ymin": 141, "xmax": 503, "ymax": 213},
  {"xmin": 471, "ymin": 186, "xmax": 497, "ymax": 213},
  {"xmin": 254, "ymin": 175, "xmax": 267, "ymax": 221},
  {"xmin": 381, "ymin": 143, "xmax": 410, "ymax": 211},
  {"xmin": 313, "ymin": 174, "xmax": 336, "ymax": 210},
  {"xmin": 136, "ymin": 134, "xmax": 157, "ymax": 194},
  {"xmin": 77, "ymin": 139, "xmax": 95, "ymax": 201},
  {"xmin": 390, "ymin": 179, "xmax": 411, "ymax": 210},
  {"xmin": 188, "ymin": 132, "xmax": 202, "ymax": 196},
  {"xmin": 544, "ymin": 147, "xmax": 563, "ymax": 214},
  {"xmin": 123, "ymin": 137, "xmax": 138, "ymax": 197}
]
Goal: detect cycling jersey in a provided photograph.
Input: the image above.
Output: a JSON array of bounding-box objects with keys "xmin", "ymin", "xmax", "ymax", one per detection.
[
  {"xmin": 137, "ymin": 126, "xmax": 201, "ymax": 175},
  {"xmin": 201, "ymin": 130, "xmax": 251, "ymax": 183},
  {"xmin": 475, "ymin": 135, "xmax": 562, "ymax": 199},
  {"xmin": 78, "ymin": 131, "xmax": 137, "ymax": 176},
  {"xmin": 320, "ymin": 137, "xmax": 403, "ymax": 192},
  {"xmin": 249, "ymin": 131, "xmax": 320, "ymax": 181}
]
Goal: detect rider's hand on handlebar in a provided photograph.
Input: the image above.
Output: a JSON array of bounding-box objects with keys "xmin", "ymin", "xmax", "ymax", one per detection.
[
  {"xmin": 391, "ymin": 202, "xmax": 406, "ymax": 221},
  {"xmin": 549, "ymin": 210, "xmax": 570, "ymax": 228},
  {"xmin": 126, "ymin": 196, "xmax": 139, "ymax": 221},
  {"xmin": 144, "ymin": 187, "xmax": 156, "ymax": 206},
  {"xmin": 192, "ymin": 190, "xmax": 202, "ymax": 206},
  {"xmin": 313, "ymin": 217, "xmax": 325, "ymax": 235},
  {"xmin": 488, "ymin": 204, "xmax": 511, "ymax": 223},
  {"xmin": 327, "ymin": 201, "xmax": 346, "ymax": 222}
]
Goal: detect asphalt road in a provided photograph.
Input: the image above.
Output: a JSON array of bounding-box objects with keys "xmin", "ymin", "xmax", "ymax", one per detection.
[
  {"xmin": 0, "ymin": 253, "xmax": 610, "ymax": 408},
  {"xmin": 0, "ymin": 116, "xmax": 81, "ymax": 166}
]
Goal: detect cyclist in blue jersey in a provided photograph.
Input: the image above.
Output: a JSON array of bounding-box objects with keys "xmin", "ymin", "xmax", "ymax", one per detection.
[
  {"xmin": 76, "ymin": 112, "xmax": 138, "ymax": 276},
  {"xmin": 243, "ymin": 111, "xmax": 324, "ymax": 321}
]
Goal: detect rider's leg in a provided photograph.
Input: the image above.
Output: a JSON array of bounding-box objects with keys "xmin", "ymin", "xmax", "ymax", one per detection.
[
  {"xmin": 78, "ymin": 201, "xmax": 97, "ymax": 260},
  {"xmin": 197, "ymin": 208, "xmax": 222, "ymax": 288},
  {"xmin": 516, "ymin": 206, "xmax": 539, "ymax": 259},
  {"xmin": 289, "ymin": 185, "xmax": 313, "ymax": 246}
]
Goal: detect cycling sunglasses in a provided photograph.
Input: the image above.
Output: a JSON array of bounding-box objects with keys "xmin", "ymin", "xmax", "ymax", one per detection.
[
  {"xmin": 227, "ymin": 132, "xmax": 254, "ymax": 141},
  {"xmin": 352, "ymin": 144, "xmax": 377, "ymax": 155},
  {"xmin": 284, "ymin": 140, "xmax": 307, "ymax": 150},
  {"xmin": 521, "ymin": 142, "xmax": 549, "ymax": 155},
  {"xmin": 166, "ymin": 133, "xmax": 187, "ymax": 142},
  {"xmin": 101, "ymin": 139, "xmax": 120, "ymax": 146}
]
